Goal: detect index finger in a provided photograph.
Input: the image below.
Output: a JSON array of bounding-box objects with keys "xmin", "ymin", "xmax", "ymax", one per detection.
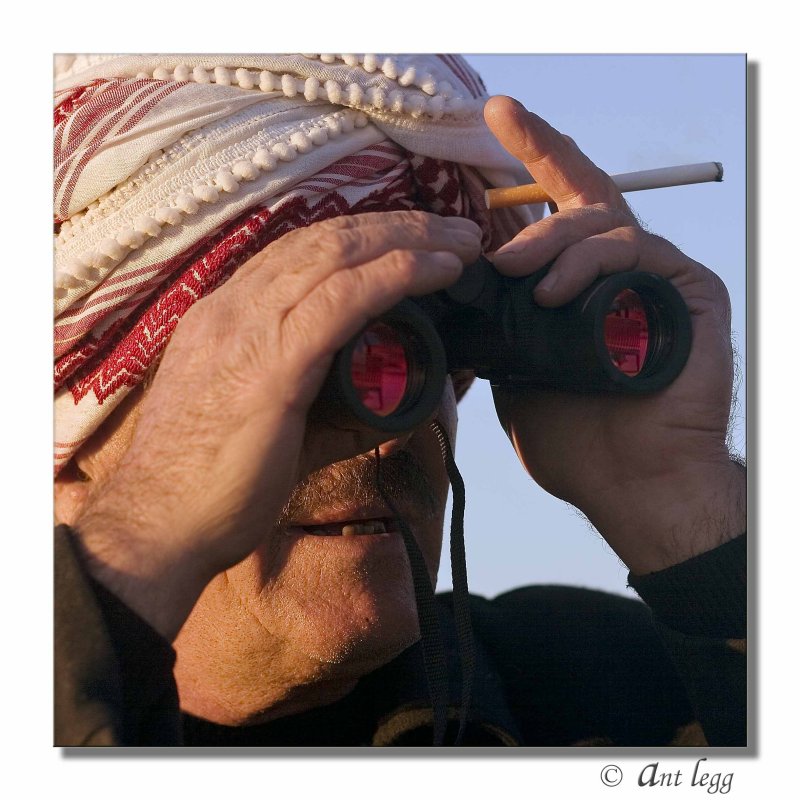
[{"xmin": 484, "ymin": 96, "xmax": 626, "ymax": 211}]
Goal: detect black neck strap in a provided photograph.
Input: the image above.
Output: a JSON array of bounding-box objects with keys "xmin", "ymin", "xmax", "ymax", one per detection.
[{"xmin": 375, "ymin": 419, "xmax": 474, "ymax": 746}]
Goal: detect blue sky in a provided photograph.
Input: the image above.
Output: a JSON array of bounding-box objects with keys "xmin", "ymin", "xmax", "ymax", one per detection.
[{"xmin": 437, "ymin": 55, "xmax": 746, "ymax": 598}]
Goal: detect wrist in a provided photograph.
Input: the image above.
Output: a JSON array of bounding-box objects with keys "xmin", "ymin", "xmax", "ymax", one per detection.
[{"xmin": 583, "ymin": 457, "xmax": 746, "ymax": 575}]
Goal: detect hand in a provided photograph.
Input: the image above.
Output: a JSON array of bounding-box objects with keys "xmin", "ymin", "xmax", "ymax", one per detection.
[
  {"xmin": 73, "ymin": 211, "xmax": 482, "ymax": 638},
  {"xmin": 483, "ymin": 96, "xmax": 745, "ymax": 574}
]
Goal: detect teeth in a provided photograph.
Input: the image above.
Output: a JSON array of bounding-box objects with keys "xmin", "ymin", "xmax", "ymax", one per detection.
[
  {"xmin": 298, "ymin": 519, "xmax": 390, "ymax": 536},
  {"xmin": 341, "ymin": 521, "xmax": 388, "ymax": 536}
]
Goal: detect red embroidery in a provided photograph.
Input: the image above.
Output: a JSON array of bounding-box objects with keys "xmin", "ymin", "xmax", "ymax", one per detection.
[
  {"xmin": 58, "ymin": 152, "xmax": 483, "ymax": 407},
  {"xmin": 65, "ymin": 183, "xmax": 417, "ymax": 405}
]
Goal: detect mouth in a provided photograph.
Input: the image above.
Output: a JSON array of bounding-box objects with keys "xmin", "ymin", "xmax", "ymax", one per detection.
[{"xmin": 286, "ymin": 517, "xmax": 400, "ymax": 536}]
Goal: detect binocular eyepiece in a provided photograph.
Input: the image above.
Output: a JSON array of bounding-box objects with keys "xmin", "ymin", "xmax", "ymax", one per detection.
[{"xmin": 312, "ymin": 257, "xmax": 692, "ymax": 433}]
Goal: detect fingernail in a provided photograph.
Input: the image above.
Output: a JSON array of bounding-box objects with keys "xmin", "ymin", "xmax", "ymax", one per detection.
[
  {"xmin": 430, "ymin": 251, "xmax": 462, "ymax": 270},
  {"xmin": 536, "ymin": 272, "xmax": 559, "ymax": 294},
  {"xmin": 452, "ymin": 230, "xmax": 482, "ymax": 247},
  {"xmin": 493, "ymin": 242, "xmax": 524, "ymax": 258},
  {"xmin": 444, "ymin": 217, "xmax": 482, "ymax": 235}
]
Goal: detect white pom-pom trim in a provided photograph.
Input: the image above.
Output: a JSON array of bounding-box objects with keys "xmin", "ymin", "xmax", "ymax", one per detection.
[
  {"xmin": 253, "ymin": 148, "xmax": 277, "ymax": 170},
  {"xmin": 54, "ymin": 109, "xmax": 374, "ymax": 299},
  {"xmin": 325, "ymin": 80, "xmax": 342, "ymax": 104},
  {"xmin": 289, "ymin": 131, "xmax": 313, "ymax": 153},
  {"xmin": 382, "ymin": 58, "xmax": 398, "ymax": 80},
  {"xmin": 388, "ymin": 90, "xmax": 405, "ymax": 114},
  {"xmin": 175, "ymin": 194, "xmax": 200, "ymax": 214},
  {"xmin": 273, "ymin": 142, "xmax": 296, "ymax": 162},
  {"xmin": 134, "ymin": 215, "xmax": 162, "ymax": 237},
  {"xmin": 347, "ymin": 83, "xmax": 364, "ymax": 105},
  {"xmin": 214, "ymin": 170, "xmax": 240, "ymax": 193},
  {"xmin": 193, "ymin": 183, "xmax": 219, "ymax": 203},
  {"xmin": 154, "ymin": 206, "xmax": 183, "ymax": 225},
  {"xmin": 117, "ymin": 228, "xmax": 147, "ymax": 249},
  {"xmin": 304, "ymin": 77, "xmax": 320, "ymax": 102},
  {"xmin": 309, "ymin": 127, "xmax": 328, "ymax": 145},
  {"xmin": 259, "ymin": 71, "xmax": 276, "ymax": 92},
  {"xmin": 326, "ymin": 116, "xmax": 342, "ymax": 136},
  {"xmin": 98, "ymin": 237, "xmax": 126, "ymax": 261},
  {"xmin": 232, "ymin": 160, "xmax": 259, "ymax": 181},
  {"xmin": 133, "ymin": 58, "xmax": 476, "ymax": 120},
  {"xmin": 281, "ymin": 74, "xmax": 297, "ymax": 97},
  {"xmin": 236, "ymin": 68, "xmax": 255, "ymax": 89},
  {"xmin": 398, "ymin": 67, "xmax": 416, "ymax": 87}
]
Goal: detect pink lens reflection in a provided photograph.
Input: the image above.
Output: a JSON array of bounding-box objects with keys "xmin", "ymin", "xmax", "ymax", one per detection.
[
  {"xmin": 604, "ymin": 289, "xmax": 650, "ymax": 376},
  {"xmin": 350, "ymin": 323, "xmax": 409, "ymax": 416}
]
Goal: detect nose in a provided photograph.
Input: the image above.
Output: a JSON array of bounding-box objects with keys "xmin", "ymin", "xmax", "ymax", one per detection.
[
  {"xmin": 375, "ymin": 432, "xmax": 414, "ymax": 459},
  {"xmin": 374, "ymin": 381, "xmax": 456, "ymax": 461}
]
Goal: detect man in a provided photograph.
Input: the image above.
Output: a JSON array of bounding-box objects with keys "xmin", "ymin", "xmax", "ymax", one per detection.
[{"xmin": 54, "ymin": 54, "xmax": 746, "ymax": 746}]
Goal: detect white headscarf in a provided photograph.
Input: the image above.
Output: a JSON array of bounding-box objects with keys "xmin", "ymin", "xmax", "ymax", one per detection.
[{"xmin": 53, "ymin": 54, "xmax": 537, "ymax": 472}]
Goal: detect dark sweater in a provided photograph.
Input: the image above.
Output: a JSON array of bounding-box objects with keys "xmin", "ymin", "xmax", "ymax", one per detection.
[{"xmin": 54, "ymin": 526, "xmax": 746, "ymax": 747}]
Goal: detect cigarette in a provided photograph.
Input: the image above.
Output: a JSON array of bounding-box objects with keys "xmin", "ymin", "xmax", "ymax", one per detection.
[{"xmin": 485, "ymin": 161, "xmax": 724, "ymax": 209}]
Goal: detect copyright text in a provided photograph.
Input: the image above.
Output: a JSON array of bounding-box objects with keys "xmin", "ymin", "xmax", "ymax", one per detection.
[{"xmin": 638, "ymin": 758, "xmax": 733, "ymax": 794}]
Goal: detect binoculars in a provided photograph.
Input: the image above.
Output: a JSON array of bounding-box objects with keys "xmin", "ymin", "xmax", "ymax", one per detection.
[{"xmin": 312, "ymin": 256, "xmax": 692, "ymax": 433}]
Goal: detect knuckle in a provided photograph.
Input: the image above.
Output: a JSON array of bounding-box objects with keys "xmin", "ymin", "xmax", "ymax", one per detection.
[
  {"xmin": 272, "ymin": 223, "xmax": 310, "ymax": 248},
  {"xmin": 274, "ymin": 216, "xmax": 351, "ymax": 251},
  {"xmin": 307, "ymin": 214, "xmax": 356, "ymax": 234},
  {"xmin": 615, "ymin": 202, "xmax": 640, "ymax": 226},
  {"xmin": 383, "ymin": 208, "xmax": 436, "ymax": 226},
  {"xmin": 178, "ymin": 294, "xmax": 223, "ymax": 344},
  {"xmin": 706, "ymin": 266, "xmax": 731, "ymax": 307},
  {"xmin": 697, "ymin": 266, "xmax": 733, "ymax": 331},
  {"xmin": 224, "ymin": 332, "xmax": 267, "ymax": 378},
  {"xmin": 285, "ymin": 223, "xmax": 355, "ymax": 264},
  {"xmin": 591, "ymin": 200, "xmax": 637, "ymax": 230},
  {"xmin": 383, "ymin": 248, "xmax": 421, "ymax": 282},
  {"xmin": 619, "ymin": 224, "xmax": 643, "ymax": 246},
  {"xmin": 400, "ymin": 210, "xmax": 440, "ymax": 236},
  {"xmin": 171, "ymin": 298, "xmax": 234, "ymax": 368},
  {"xmin": 325, "ymin": 266, "xmax": 368, "ymax": 303},
  {"xmin": 315, "ymin": 229, "xmax": 351, "ymax": 262},
  {"xmin": 326, "ymin": 249, "xmax": 422, "ymax": 301},
  {"xmin": 260, "ymin": 228, "xmax": 308, "ymax": 264},
  {"xmin": 645, "ymin": 232, "xmax": 684, "ymax": 267},
  {"xmin": 601, "ymin": 172, "xmax": 622, "ymax": 198}
]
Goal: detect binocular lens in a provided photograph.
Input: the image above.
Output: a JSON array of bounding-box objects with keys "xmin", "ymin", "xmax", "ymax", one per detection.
[
  {"xmin": 603, "ymin": 289, "xmax": 650, "ymax": 377},
  {"xmin": 312, "ymin": 267, "xmax": 691, "ymax": 432},
  {"xmin": 349, "ymin": 322, "xmax": 410, "ymax": 417},
  {"xmin": 315, "ymin": 300, "xmax": 447, "ymax": 433}
]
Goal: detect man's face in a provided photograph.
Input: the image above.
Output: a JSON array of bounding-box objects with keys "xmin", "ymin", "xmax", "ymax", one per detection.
[{"xmin": 55, "ymin": 377, "xmax": 458, "ymax": 725}]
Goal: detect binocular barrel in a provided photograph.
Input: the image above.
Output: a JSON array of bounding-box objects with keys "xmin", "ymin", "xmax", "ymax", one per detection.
[{"xmin": 311, "ymin": 257, "xmax": 692, "ymax": 433}]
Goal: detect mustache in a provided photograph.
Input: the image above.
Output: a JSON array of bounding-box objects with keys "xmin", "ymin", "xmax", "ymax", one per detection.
[{"xmin": 275, "ymin": 449, "xmax": 441, "ymax": 527}]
